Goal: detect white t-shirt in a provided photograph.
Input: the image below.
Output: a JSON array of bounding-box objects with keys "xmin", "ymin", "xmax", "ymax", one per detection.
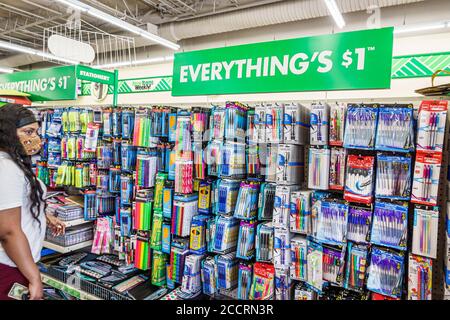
[{"xmin": 0, "ymin": 151, "xmax": 47, "ymax": 267}]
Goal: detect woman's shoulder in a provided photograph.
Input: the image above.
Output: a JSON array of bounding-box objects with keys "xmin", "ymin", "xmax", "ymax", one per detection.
[{"xmin": 0, "ymin": 155, "xmax": 24, "ymax": 178}]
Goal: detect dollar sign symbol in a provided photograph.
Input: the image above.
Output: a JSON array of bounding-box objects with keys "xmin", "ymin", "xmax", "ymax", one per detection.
[{"xmin": 342, "ymin": 50, "xmax": 353, "ymax": 68}]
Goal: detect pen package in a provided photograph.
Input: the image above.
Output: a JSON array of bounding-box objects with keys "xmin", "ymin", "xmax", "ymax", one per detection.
[
  {"xmin": 290, "ymin": 236, "xmax": 307, "ymax": 281},
  {"xmin": 205, "ymin": 140, "xmax": 222, "ymax": 177},
  {"xmin": 411, "ymin": 151, "xmax": 441, "ymax": 206},
  {"xmin": 120, "ymin": 142, "xmax": 137, "ymax": 172},
  {"xmin": 347, "ymin": 205, "xmax": 372, "ymax": 244},
  {"xmin": 79, "ymin": 109, "xmax": 93, "ymax": 134},
  {"xmin": 344, "ymin": 154, "xmax": 375, "ymax": 204},
  {"xmin": 264, "ymin": 144, "xmax": 278, "ymax": 182},
  {"xmin": 290, "ymin": 190, "xmax": 312, "ymax": 235},
  {"xmin": 168, "ymin": 113, "xmax": 177, "ymax": 142},
  {"xmin": 175, "ymin": 113, "xmax": 193, "ymax": 158},
  {"xmin": 216, "ymin": 252, "xmax": 239, "ymax": 290},
  {"xmin": 329, "ymin": 102, "xmax": 345, "ymax": 146},
  {"xmin": 247, "ymin": 108, "xmax": 257, "ymax": 145},
  {"xmin": 283, "ymin": 102, "xmax": 308, "ymax": 145},
  {"xmin": 412, "ymin": 207, "xmax": 439, "ymax": 259},
  {"xmin": 216, "ymin": 179, "xmax": 240, "ymax": 215},
  {"xmin": 163, "ymin": 185, "xmax": 174, "ymax": 219},
  {"xmin": 316, "ymin": 200, "xmax": 349, "ymax": 246},
  {"xmin": 258, "ymin": 182, "xmax": 276, "ymax": 221},
  {"xmin": 133, "ymin": 110, "xmax": 158, "ymax": 148},
  {"xmin": 308, "ymin": 148, "xmax": 330, "ymax": 190},
  {"xmin": 224, "ymin": 102, "xmax": 248, "ymax": 142},
  {"xmin": 343, "ymin": 104, "xmax": 379, "ymax": 150},
  {"xmin": 162, "ymin": 222, "xmax": 171, "ymax": 254},
  {"xmin": 294, "ymin": 282, "xmax": 317, "ymax": 300},
  {"xmin": 310, "ymin": 102, "xmax": 329, "ymax": 146},
  {"xmin": 151, "ymin": 250, "xmax": 168, "ymax": 287},
  {"xmin": 310, "ymin": 191, "xmax": 333, "ymax": 238},
  {"xmin": 133, "ymin": 199, "xmax": 153, "ymax": 232},
  {"xmin": 84, "ymin": 123, "xmax": 100, "ymax": 153},
  {"xmin": 111, "ymin": 109, "xmax": 122, "ymax": 138},
  {"xmin": 198, "ymin": 180, "xmax": 212, "ymax": 215},
  {"xmin": 344, "ymin": 242, "xmax": 368, "ymax": 292},
  {"xmin": 84, "ymin": 191, "xmax": 97, "ymax": 220},
  {"xmin": 375, "ymin": 154, "xmax": 412, "ymax": 200},
  {"xmin": 256, "ymin": 222, "xmax": 274, "ymax": 262},
  {"xmin": 276, "ymin": 144, "xmax": 304, "ymax": 185},
  {"xmin": 265, "ymin": 102, "xmax": 284, "ymax": 143},
  {"xmin": 121, "ymin": 109, "xmax": 135, "ymax": 140},
  {"xmin": 367, "ymin": 247, "xmax": 405, "ymax": 298},
  {"xmin": 274, "ymin": 227, "xmax": 291, "ymax": 266},
  {"xmin": 273, "ymin": 185, "xmax": 300, "ymax": 228},
  {"xmin": 254, "ymin": 104, "xmax": 267, "ymax": 143},
  {"xmin": 172, "ymin": 194, "xmax": 198, "ymax": 237},
  {"xmin": 246, "ymin": 144, "xmax": 262, "ymax": 178},
  {"xmin": 234, "ymin": 182, "xmax": 260, "ymax": 220},
  {"xmin": 108, "ymin": 167, "xmax": 121, "ymax": 193},
  {"xmin": 306, "ymin": 240, "xmax": 324, "ymax": 293},
  {"xmin": 213, "ymin": 215, "xmax": 239, "ymax": 254},
  {"xmin": 275, "ymin": 265, "xmax": 292, "ymax": 300},
  {"xmin": 219, "ymin": 141, "xmax": 246, "ymax": 178},
  {"xmin": 189, "ymin": 215, "xmax": 209, "ymax": 254},
  {"xmin": 191, "ymin": 109, "xmax": 210, "ymax": 142},
  {"xmin": 168, "ymin": 148, "xmax": 176, "ymax": 180},
  {"xmin": 120, "ymin": 174, "xmax": 133, "ymax": 206},
  {"xmin": 329, "ymin": 147, "xmax": 346, "ymax": 190},
  {"xmin": 375, "ymin": 105, "xmax": 414, "ymax": 152},
  {"xmin": 236, "ymin": 220, "xmax": 256, "ymax": 260},
  {"xmin": 237, "ymin": 263, "xmax": 253, "ymax": 300},
  {"xmin": 323, "ymin": 245, "xmax": 346, "ymax": 286},
  {"xmin": 193, "ymin": 142, "xmax": 206, "ymax": 180},
  {"xmin": 206, "ymin": 216, "xmax": 216, "ymax": 253},
  {"xmin": 181, "ymin": 254, "xmax": 204, "ymax": 295},
  {"xmin": 370, "ymin": 200, "xmax": 408, "ymax": 250},
  {"xmin": 210, "ymin": 106, "xmax": 226, "ymax": 141},
  {"xmin": 408, "ymin": 254, "xmax": 432, "ymax": 300},
  {"xmin": 150, "ymin": 211, "xmax": 163, "ymax": 251},
  {"xmin": 201, "ymin": 256, "xmax": 217, "ymax": 296},
  {"xmin": 416, "ymin": 100, "xmax": 448, "ymax": 153},
  {"xmin": 249, "ymin": 262, "xmax": 275, "ymax": 300}
]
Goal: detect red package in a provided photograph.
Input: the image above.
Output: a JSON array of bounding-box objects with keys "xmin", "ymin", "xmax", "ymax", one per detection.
[{"xmin": 344, "ymin": 155, "xmax": 375, "ymax": 204}]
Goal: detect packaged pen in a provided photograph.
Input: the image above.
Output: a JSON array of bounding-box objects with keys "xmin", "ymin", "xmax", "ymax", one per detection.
[
  {"xmin": 344, "ymin": 242, "xmax": 368, "ymax": 292},
  {"xmin": 343, "ymin": 104, "xmax": 379, "ymax": 150},
  {"xmin": 151, "ymin": 251, "xmax": 168, "ymax": 287},
  {"xmin": 168, "ymin": 113, "xmax": 177, "ymax": 142},
  {"xmin": 347, "ymin": 204, "xmax": 372, "ymax": 244},
  {"xmin": 224, "ymin": 102, "xmax": 248, "ymax": 142},
  {"xmin": 258, "ymin": 183, "xmax": 276, "ymax": 221},
  {"xmin": 306, "ymin": 240, "xmax": 324, "ymax": 293},
  {"xmin": 265, "ymin": 102, "xmax": 284, "ymax": 143},
  {"xmin": 412, "ymin": 207, "xmax": 439, "ymax": 259},
  {"xmin": 249, "ymin": 262, "xmax": 275, "ymax": 300},
  {"xmin": 191, "ymin": 108, "xmax": 210, "ymax": 142},
  {"xmin": 254, "ymin": 104, "xmax": 267, "ymax": 143},
  {"xmin": 310, "ymin": 102, "xmax": 329, "ymax": 146},
  {"xmin": 162, "ymin": 222, "xmax": 171, "ymax": 254},
  {"xmin": 84, "ymin": 123, "xmax": 100, "ymax": 153},
  {"xmin": 102, "ymin": 109, "xmax": 112, "ymax": 138},
  {"xmin": 121, "ymin": 109, "xmax": 135, "ymax": 140},
  {"xmin": 316, "ymin": 200, "xmax": 349, "ymax": 246},
  {"xmin": 283, "ymin": 102, "xmax": 308, "ymax": 145},
  {"xmin": 246, "ymin": 144, "xmax": 262, "ymax": 178},
  {"xmin": 112, "ymin": 109, "xmax": 122, "ymax": 138},
  {"xmin": 247, "ymin": 108, "xmax": 257, "ymax": 145},
  {"xmin": 290, "ymin": 190, "xmax": 312, "ymax": 235},
  {"xmin": 216, "ymin": 253, "xmax": 239, "ymax": 290},
  {"xmin": 172, "ymin": 194, "xmax": 198, "ymax": 237},
  {"xmin": 237, "ymin": 263, "xmax": 253, "ymax": 300},
  {"xmin": 375, "ymin": 154, "xmax": 412, "ymax": 200},
  {"xmin": 411, "ymin": 151, "xmax": 441, "ymax": 206},
  {"xmin": 201, "ymin": 256, "xmax": 217, "ymax": 296},
  {"xmin": 276, "ymin": 144, "xmax": 304, "ymax": 185},
  {"xmin": 205, "ymin": 140, "xmax": 222, "ymax": 177},
  {"xmin": 234, "ymin": 182, "xmax": 260, "ymax": 220},
  {"xmin": 256, "ymin": 222, "xmax": 274, "ymax": 262},
  {"xmin": 408, "ymin": 254, "xmax": 432, "ymax": 300},
  {"xmin": 210, "ymin": 106, "xmax": 226, "ymax": 141},
  {"xmin": 274, "ymin": 227, "xmax": 291, "ymax": 266},
  {"xmin": 236, "ymin": 220, "xmax": 256, "ymax": 260},
  {"xmin": 181, "ymin": 254, "xmax": 204, "ymax": 295},
  {"xmin": 213, "ymin": 215, "xmax": 239, "ymax": 254},
  {"xmin": 265, "ymin": 144, "xmax": 278, "ymax": 182},
  {"xmin": 344, "ymin": 154, "xmax": 375, "ymax": 204},
  {"xmin": 367, "ymin": 247, "xmax": 405, "ymax": 298},
  {"xmin": 120, "ymin": 142, "xmax": 137, "ymax": 172},
  {"xmin": 220, "ymin": 141, "xmax": 246, "ymax": 178},
  {"xmin": 273, "ymin": 185, "xmax": 300, "ymax": 229},
  {"xmin": 323, "ymin": 245, "xmax": 346, "ymax": 286},
  {"xmin": 329, "ymin": 102, "xmax": 345, "ymax": 146},
  {"xmin": 275, "ymin": 265, "xmax": 292, "ymax": 300},
  {"xmin": 375, "ymin": 105, "xmax": 414, "ymax": 152},
  {"xmin": 308, "ymin": 148, "xmax": 330, "ymax": 190},
  {"xmin": 294, "ymin": 282, "xmax": 317, "ymax": 300},
  {"xmin": 290, "ymin": 236, "xmax": 307, "ymax": 281},
  {"xmin": 120, "ymin": 174, "xmax": 133, "ymax": 206},
  {"xmin": 150, "ymin": 211, "xmax": 163, "ymax": 251},
  {"xmin": 198, "ymin": 180, "xmax": 212, "ymax": 215},
  {"xmin": 416, "ymin": 100, "xmax": 448, "ymax": 153},
  {"xmin": 329, "ymin": 147, "xmax": 346, "ymax": 190},
  {"xmin": 216, "ymin": 179, "xmax": 240, "ymax": 215}
]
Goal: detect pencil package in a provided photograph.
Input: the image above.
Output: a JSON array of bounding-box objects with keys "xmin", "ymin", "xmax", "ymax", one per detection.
[
  {"xmin": 344, "ymin": 154, "xmax": 375, "ymax": 204},
  {"xmin": 265, "ymin": 102, "xmax": 284, "ymax": 143},
  {"xmin": 163, "ymin": 185, "xmax": 174, "ymax": 219},
  {"xmin": 168, "ymin": 113, "xmax": 177, "ymax": 142},
  {"xmin": 154, "ymin": 173, "xmax": 167, "ymax": 209},
  {"xmin": 224, "ymin": 102, "xmax": 248, "ymax": 142},
  {"xmin": 198, "ymin": 180, "xmax": 212, "ymax": 215},
  {"xmin": 216, "ymin": 179, "xmax": 240, "ymax": 215},
  {"xmin": 411, "ymin": 151, "xmax": 441, "ymax": 206},
  {"xmin": 189, "ymin": 215, "xmax": 209, "ymax": 255},
  {"xmin": 151, "ymin": 250, "xmax": 168, "ymax": 287},
  {"xmin": 283, "ymin": 102, "xmax": 309, "ymax": 145},
  {"xmin": 273, "ymin": 185, "xmax": 300, "ymax": 228},
  {"xmin": 416, "ymin": 100, "xmax": 448, "ymax": 153},
  {"xmin": 276, "ymin": 144, "xmax": 305, "ymax": 185},
  {"xmin": 171, "ymin": 194, "xmax": 198, "ymax": 237},
  {"xmin": 329, "ymin": 102, "xmax": 346, "ymax": 146},
  {"xmin": 310, "ymin": 102, "xmax": 329, "ymax": 146},
  {"xmin": 375, "ymin": 105, "xmax": 414, "ymax": 152},
  {"xmin": 236, "ymin": 220, "xmax": 256, "ymax": 260},
  {"xmin": 375, "ymin": 154, "xmax": 412, "ymax": 200},
  {"xmin": 249, "ymin": 262, "xmax": 275, "ymax": 300},
  {"xmin": 289, "ymin": 190, "xmax": 312, "ymax": 235},
  {"xmin": 213, "ymin": 215, "xmax": 239, "ymax": 253},
  {"xmin": 308, "ymin": 148, "xmax": 330, "ymax": 190},
  {"xmin": 329, "ymin": 147, "xmax": 346, "ymax": 190},
  {"xmin": 344, "ymin": 242, "xmax": 368, "ymax": 292},
  {"xmin": 343, "ymin": 104, "xmax": 379, "ymax": 150},
  {"xmin": 290, "ymin": 236, "xmax": 307, "ymax": 281},
  {"xmin": 237, "ymin": 263, "xmax": 253, "ymax": 300},
  {"xmin": 191, "ymin": 108, "xmax": 210, "ymax": 143},
  {"xmin": 408, "ymin": 254, "xmax": 432, "ymax": 300},
  {"xmin": 256, "ymin": 222, "xmax": 274, "ymax": 262},
  {"xmin": 162, "ymin": 222, "xmax": 171, "ymax": 254},
  {"xmin": 412, "ymin": 207, "xmax": 439, "ymax": 259},
  {"xmin": 150, "ymin": 211, "xmax": 163, "ymax": 251},
  {"xmin": 219, "ymin": 141, "xmax": 246, "ymax": 178}
]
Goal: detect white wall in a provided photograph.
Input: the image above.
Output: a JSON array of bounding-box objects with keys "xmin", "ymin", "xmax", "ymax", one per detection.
[{"xmin": 36, "ymin": 0, "xmax": 450, "ymax": 108}]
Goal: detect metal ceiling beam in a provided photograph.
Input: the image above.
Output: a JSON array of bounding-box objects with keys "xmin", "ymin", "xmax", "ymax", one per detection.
[
  {"xmin": 0, "ymin": 15, "xmax": 67, "ymax": 36},
  {"xmin": 0, "ymin": 2, "xmax": 47, "ymax": 20},
  {"xmin": 20, "ymin": 0, "xmax": 64, "ymax": 16}
]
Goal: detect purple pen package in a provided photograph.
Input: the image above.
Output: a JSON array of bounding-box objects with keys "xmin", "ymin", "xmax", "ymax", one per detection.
[
  {"xmin": 408, "ymin": 253, "xmax": 432, "ymax": 300},
  {"xmin": 370, "ymin": 201, "xmax": 408, "ymax": 250}
]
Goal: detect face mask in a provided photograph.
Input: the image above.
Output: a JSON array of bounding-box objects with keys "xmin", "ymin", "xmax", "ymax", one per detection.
[{"xmin": 19, "ymin": 134, "xmax": 42, "ymax": 155}]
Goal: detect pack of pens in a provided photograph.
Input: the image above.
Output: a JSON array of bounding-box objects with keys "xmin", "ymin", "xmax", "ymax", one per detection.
[
  {"xmin": 265, "ymin": 102, "xmax": 284, "ymax": 143},
  {"xmin": 135, "ymin": 149, "xmax": 159, "ymax": 188},
  {"xmin": 216, "ymin": 253, "xmax": 239, "ymax": 291},
  {"xmin": 174, "ymin": 159, "xmax": 193, "ymax": 194},
  {"xmin": 236, "ymin": 220, "xmax": 256, "ymax": 260},
  {"xmin": 344, "ymin": 154, "xmax": 375, "ymax": 204},
  {"xmin": 306, "ymin": 240, "xmax": 324, "ymax": 293},
  {"xmin": 224, "ymin": 102, "xmax": 248, "ymax": 142},
  {"xmin": 216, "ymin": 179, "xmax": 240, "ymax": 215},
  {"xmin": 367, "ymin": 247, "xmax": 405, "ymax": 298},
  {"xmin": 175, "ymin": 112, "xmax": 193, "ymax": 159},
  {"xmin": 219, "ymin": 141, "xmax": 246, "ymax": 178},
  {"xmin": 411, "ymin": 151, "xmax": 441, "ymax": 206},
  {"xmin": 249, "ymin": 262, "xmax": 275, "ymax": 300},
  {"xmin": 294, "ymin": 282, "xmax": 318, "ymax": 300},
  {"xmin": 234, "ymin": 182, "xmax": 260, "ymax": 220},
  {"xmin": 171, "ymin": 194, "xmax": 198, "ymax": 237},
  {"xmin": 274, "ymin": 227, "xmax": 291, "ymax": 266},
  {"xmin": 237, "ymin": 263, "xmax": 253, "ymax": 300},
  {"xmin": 275, "ymin": 265, "xmax": 293, "ymax": 300},
  {"xmin": 205, "ymin": 140, "xmax": 222, "ymax": 176},
  {"xmin": 416, "ymin": 100, "xmax": 448, "ymax": 153},
  {"xmin": 193, "ymin": 142, "xmax": 206, "ymax": 180},
  {"xmin": 213, "ymin": 215, "xmax": 239, "ymax": 253},
  {"xmin": 191, "ymin": 108, "xmax": 210, "ymax": 143},
  {"xmin": 328, "ymin": 102, "xmax": 346, "ymax": 146},
  {"xmin": 412, "ymin": 206, "xmax": 439, "ymax": 258},
  {"xmin": 209, "ymin": 106, "xmax": 226, "ymax": 141},
  {"xmin": 347, "ymin": 204, "xmax": 372, "ymax": 244},
  {"xmin": 375, "ymin": 154, "xmax": 412, "ymax": 200},
  {"xmin": 258, "ymin": 183, "xmax": 276, "ymax": 221},
  {"xmin": 150, "ymin": 108, "xmax": 170, "ymax": 137},
  {"xmin": 283, "ymin": 102, "xmax": 309, "ymax": 145},
  {"xmin": 150, "ymin": 211, "xmax": 163, "ymax": 250},
  {"xmin": 273, "ymin": 185, "xmax": 300, "ymax": 228},
  {"xmin": 316, "ymin": 200, "xmax": 349, "ymax": 245},
  {"xmin": 290, "ymin": 191, "xmax": 312, "ymax": 235},
  {"xmin": 343, "ymin": 104, "xmax": 379, "ymax": 150},
  {"xmin": 84, "ymin": 191, "xmax": 98, "ymax": 220},
  {"xmin": 344, "ymin": 242, "xmax": 368, "ymax": 292},
  {"xmin": 310, "ymin": 102, "xmax": 329, "ymax": 146},
  {"xmin": 329, "ymin": 147, "xmax": 346, "ymax": 190},
  {"xmin": 265, "ymin": 144, "xmax": 278, "ymax": 182},
  {"xmin": 290, "ymin": 236, "xmax": 307, "ymax": 281},
  {"xmin": 169, "ymin": 238, "xmax": 190, "ymax": 284},
  {"xmin": 276, "ymin": 144, "xmax": 304, "ymax": 185},
  {"xmin": 256, "ymin": 222, "xmax": 274, "ymax": 262},
  {"xmin": 120, "ymin": 174, "xmax": 133, "ymax": 206},
  {"xmin": 201, "ymin": 256, "xmax": 217, "ymax": 296},
  {"xmin": 408, "ymin": 254, "xmax": 432, "ymax": 300},
  {"xmin": 247, "ymin": 108, "xmax": 257, "ymax": 145},
  {"xmin": 133, "ymin": 109, "xmax": 158, "ymax": 148},
  {"xmin": 375, "ymin": 105, "xmax": 414, "ymax": 152},
  {"xmin": 323, "ymin": 245, "xmax": 346, "ymax": 286},
  {"xmin": 308, "ymin": 148, "xmax": 330, "ymax": 190},
  {"xmin": 181, "ymin": 254, "xmax": 204, "ymax": 295},
  {"xmin": 120, "ymin": 142, "xmax": 137, "ymax": 172},
  {"xmin": 254, "ymin": 104, "xmax": 267, "ymax": 143},
  {"xmin": 96, "ymin": 144, "xmax": 113, "ymax": 169},
  {"xmin": 189, "ymin": 215, "xmax": 209, "ymax": 254},
  {"xmin": 246, "ymin": 145, "xmax": 262, "ymax": 178}
]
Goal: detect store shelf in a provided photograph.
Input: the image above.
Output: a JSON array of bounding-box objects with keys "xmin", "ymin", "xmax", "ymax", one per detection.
[
  {"xmin": 41, "ymin": 274, "xmax": 100, "ymax": 300},
  {"xmin": 43, "ymin": 240, "xmax": 93, "ymax": 254},
  {"xmin": 63, "ymin": 218, "xmax": 92, "ymax": 228}
]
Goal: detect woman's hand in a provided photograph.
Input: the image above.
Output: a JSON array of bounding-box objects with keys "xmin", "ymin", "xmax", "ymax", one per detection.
[
  {"xmin": 28, "ymin": 279, "xmax": 43, "ymax": 300},
  {"xmin": 45, "ymin": 214, "xmax": 66, "ymax": 236}
]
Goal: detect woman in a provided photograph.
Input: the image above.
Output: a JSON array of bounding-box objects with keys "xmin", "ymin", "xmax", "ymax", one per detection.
[{"xmin": 0, "ymin": 104, "xmax": 66, "ymax": 300}]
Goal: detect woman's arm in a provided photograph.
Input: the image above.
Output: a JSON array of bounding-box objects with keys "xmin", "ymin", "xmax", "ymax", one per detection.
[{"xmin": 0, "ymin": 206, "xmax": 43, "ymax": 300}]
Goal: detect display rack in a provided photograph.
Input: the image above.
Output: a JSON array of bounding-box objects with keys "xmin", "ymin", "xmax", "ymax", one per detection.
[{"xmin": 42, "ymin": 240, "xmax": 93, "ymax": 254}]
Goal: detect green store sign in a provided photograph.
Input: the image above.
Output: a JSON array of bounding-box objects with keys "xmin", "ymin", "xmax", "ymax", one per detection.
[
  {"xmin": 79, "ymin": 76, "xmax": 172, "ymax": 96},
  {"xmin": 172, "ymin": 27, "xmax": 394, "ymax": 96}
]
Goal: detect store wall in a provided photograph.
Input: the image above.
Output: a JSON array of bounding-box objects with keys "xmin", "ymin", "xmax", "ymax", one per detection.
[{"xmin": 37, "ymin": 0, "xmax": 450, "ymax": 107}]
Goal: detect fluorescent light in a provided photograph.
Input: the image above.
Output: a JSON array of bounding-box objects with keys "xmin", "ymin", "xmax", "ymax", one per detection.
[
  {"xmin": 324, "ymin": 0, "xmax": 346, "ymax": 29},
  {"xmin": 394, "ymin": 22, "xmax": 449, "ymax": 34},
  {"xmin": 95, "ymin": 55, "xmax": 174, "ymax": 69},
  {"xmin": 54, "ymin": 0, "xmax": 180, "ymax": 51},
  {"xmin": 0, "ymin": 67, "xmax": 14, "ymax": 73}
]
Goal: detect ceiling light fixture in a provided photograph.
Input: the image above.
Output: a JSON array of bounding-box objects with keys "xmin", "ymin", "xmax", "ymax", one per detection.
[
  {"xmin": 323, "ymin": 0, "xmax": 346, "ymax": 29},
  {"xmin": 394, "ymin": 22, "xmax": 449, "ymax": 34},
  {"xmin": 0, "ymin": 67, "xmax": 14, "ymax": 73},
  {"xmin": 54, "ymin": 0, "xmax": 180, "ymax": 51}
]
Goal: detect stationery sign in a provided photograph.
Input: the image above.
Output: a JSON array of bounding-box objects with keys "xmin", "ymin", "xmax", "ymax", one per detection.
[
  {"xmin": 0, "ymin": 65, "xmax": 77, "ymax": 101},
  {"xmin": 76, "ymin": 65, "xmax": 115, "ymax": 86},
  {"xmin": 172, "ymin": 27, "xmax": 394, "ymax": 96}
]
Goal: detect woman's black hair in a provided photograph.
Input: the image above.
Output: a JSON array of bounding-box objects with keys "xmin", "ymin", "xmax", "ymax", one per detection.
[{"xmin": 0, "ymin": 103, "xmax": 45, "ymax": 226}]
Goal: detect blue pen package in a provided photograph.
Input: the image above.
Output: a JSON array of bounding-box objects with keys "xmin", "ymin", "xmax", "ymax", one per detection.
[
  {"xmin": 236, "ymin": 220, "xmax": 256, "ymax": 260},
  {"xmin": 375, "ymin": 154, "xmax": 411, "ymax": 200},
  {"xmin": 258, "ymin": 183, "xmax": 276, "ymax": 221},
  {"xmin": 237, "ymin": 263, "xmax": 253, "ymax": 300},
  {"xmin": 120, "ymin": 142, "xmax": 137, "ymax": 172},
  {"xmin": 344, "ymin": 242, "xmax": 368, "ymax": 292},
  {"xmin": 112, "ymin": 139, "xmax": 122, "ymax": 165},
  {"xmin": 108, "ymin": 168, "xmax": 121, "ymax": 193},
  {"xmin": 190, "ymin": 215, "xmax": 209, "ymax": 254},
  {"xmin": 163, "ymin": 186, "xmax": 174, "ymax": 219},
  {"xmin": 220, "ymin": 141, "xmax": 246, "ymax": 178},
  {"xmin": 213, "ymin": 215, "xmax": 239, "ymax": 253},
  {"xmin": 310, "ymin": 102, "xmax": 329, "ymax": 146},
  {"xmin": 343, "ymin": 104, "xmax": 379, "ymax": 150},
  {"xmin": 370, "ymin": 201, "xmax": 408, "ymax": 250},
  {"xmin": 215, "ymin": 253, "xmax": 239, "ymax": 290},
  {"xmin": 121, "ymin": 109, "xmax": 135, "ymax": 139},
  {"xmin": 168, "ymin": 113, "xmax": 177, "ymax": 142},
  {"xmin": 254, "ymin": 104, "xmax": 266, "ymax": 143},
  {"xmin": 84, "ymin": 191, "xmax": 97, "ymax": 220},
  {"xmin": 316, "ymin": 200, "xmax": 349, "ymax": 246},
  {"xmin": 120, "ymin": 174, "xmax": 134, "ymax": 206},
  {"xmin": 206, "ymin": 140, "xmax": 222, "ymax": 177},
  {"xmin": 215, "ymin": 179, "xmax": 240, "ymax": 215},
  {"xmin": 265, "ymin": 102, "xmax": 284, "ymax": 144},
  {"xmin": 256, "ymin": 222, "xmax": 274, "ymax": 262},
  {"xmin": 224, "ymin": 102, "xmax": 248, "ymax": 142},
  {"xmin": 201, "ymin": 256, "xmax": 217, "ymax": 296},
  {"xmin": 347, "ymin": 205, "xmax": 372, "ymax": 244},
  {"xmin": 102, "ymin": 109, "xmax": 112, "ymax": 138},
  {"xmin": 367, "ymin": 247, "xmax": 405, "ymax": 298},
  {"xmin": 274, "ymin": 227, "xmax": 291, "ymax": 266},
  {"xmin": 275, "ymin": 265, "xmax": 292, "ymax": 300},
  {"xmin": 162, "ymin": 222, "xmax": 171, "ymax": 254},
  {"xmin": 112, "ymin": 110, "xmax": 122, "ymax": 138},
  {"xmin": 234, "ymin": 182, "xmax": 260, "ymax": 220},
  {"xmin": 120, "ymin": 209, "xmax": 132, "ymax": 237},
  {"xmin": 323, "ymin": 245, "xmax": 346, "ymax": 286},
  {"xmin": 206, "ymin": 216, "xmax": 216, "ymax": 253},
  {"xmin": 375, "ymin": 105, "xmax": 414, "ymax": 152}
]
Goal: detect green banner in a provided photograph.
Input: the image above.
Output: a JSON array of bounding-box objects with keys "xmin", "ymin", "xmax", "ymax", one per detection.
[
  {"xmin": 0, "ymin": 65, "xmax": 77, "ymax": 101},
  {"xmin": 392, "ymin": 51, "xmax": 450, "ymax": 79},
  {"xmin": 76, "ymin": 65, "xmax": 115, "ymax": 85},
  {"xmin": 79, "ymin": 76, "xmax": 172, "ymax": 96},
  {"xmin": 172, "ymin": 27, "xmax": 394, "ymax": 96}
]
